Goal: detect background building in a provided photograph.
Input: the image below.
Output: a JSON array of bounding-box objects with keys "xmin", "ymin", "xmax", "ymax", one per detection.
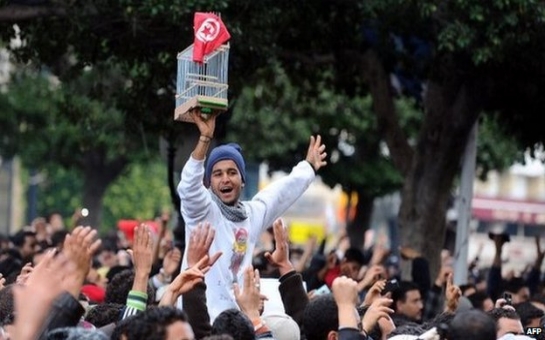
[{"xmin": 468, "ymin": 156, "xmax": 545, "ymax": 272}]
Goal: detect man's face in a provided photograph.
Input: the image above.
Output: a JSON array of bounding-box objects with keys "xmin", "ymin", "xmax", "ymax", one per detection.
[
  {"xmin": 166, "ymin": 320, "xmax": 194, "ymax": 340},
  {"xmin": 497, "ymin": 317, "xmax": 524, "ymax": 338},
  {"xmin": 396, "ymin": 289, "xmax": 423, "ymax": 321},
  {"xmin": 340, "ymin": 260, "xmax": 361, "ymax": 280},
  {"xmin": 21, "ymin": 235, "xmax": 38, "ymax": 259},
  {"xmin": 98, "ymin": 250, "xmax": 118, "ymax": 268},
  {"xmin": 210, "ymin": 160, "xmax": 243, "ymax": 205},
  {"xmin": 86, "ymin": 267, "xmax": 108, "ymax": 289}
]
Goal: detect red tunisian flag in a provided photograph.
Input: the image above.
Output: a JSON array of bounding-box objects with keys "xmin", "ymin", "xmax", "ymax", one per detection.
[{"xmin": 193, "ymin": 12, "xmax": 231, "ymax": 63}]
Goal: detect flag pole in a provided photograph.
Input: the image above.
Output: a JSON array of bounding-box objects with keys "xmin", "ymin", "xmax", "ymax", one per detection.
[{"xmin": 453, "ymin": 121, "xmax": 478, "ymax": 285}]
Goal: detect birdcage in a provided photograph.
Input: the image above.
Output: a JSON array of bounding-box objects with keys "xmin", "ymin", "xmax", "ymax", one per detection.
[{"xmin": 174, "ymin": 43, "xmax": 229, "ymax": 122}]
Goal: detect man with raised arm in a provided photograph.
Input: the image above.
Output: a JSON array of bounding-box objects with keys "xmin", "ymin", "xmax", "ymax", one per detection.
[{"xmin": 177, "ymin": 110, "xmax": 327, "ymax": 320}]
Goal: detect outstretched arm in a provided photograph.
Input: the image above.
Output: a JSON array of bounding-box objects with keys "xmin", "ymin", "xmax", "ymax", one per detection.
[
  {"xmin": 253, "ymin": 135, "xmax": 328, "ymax": 229},
  {"xmin": 526, "ymin": 236, "xmax": 544, "ymax": 296},
  {"xmin": 487, "ymin": 235, "xmax": 505, "ymax": 300},
  {"xmin": 178, "ymin": 110, "xmax": 218, "ymax": 222},
  {"xmin": 266, "ymin": 218, "xmax": 309, "ymax": 327},
  {"xmin": 189, "ymin": 109, "xmax": 217, "ymax": 160}
]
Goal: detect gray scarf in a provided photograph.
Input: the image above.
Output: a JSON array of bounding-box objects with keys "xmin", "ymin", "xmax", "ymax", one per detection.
[{"xmin": 209, "ymin": 189, "xmax": 248, "ymax": 222}]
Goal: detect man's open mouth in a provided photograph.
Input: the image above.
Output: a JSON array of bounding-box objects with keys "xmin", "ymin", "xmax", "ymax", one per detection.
[{"xmin": 220, "ymin": 187, "xmax": 233, "ymax": 194}]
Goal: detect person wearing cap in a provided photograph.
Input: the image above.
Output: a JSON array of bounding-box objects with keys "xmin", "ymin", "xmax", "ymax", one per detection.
[{"xmin": 177, "ymin": 110, "xmax": 327, "ymax": 321}]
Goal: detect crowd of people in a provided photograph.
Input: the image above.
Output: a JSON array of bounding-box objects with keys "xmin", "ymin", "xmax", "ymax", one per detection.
[{"xmin": 0, "ymin": 110, "xmax": 544, "ymax": 340}]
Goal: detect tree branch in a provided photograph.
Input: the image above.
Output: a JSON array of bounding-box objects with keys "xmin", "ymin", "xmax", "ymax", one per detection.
[
  {"xmin": 278, "ymin": 47, "xmax": 414, "ymax": 176},
  {"xmin": 358, "ymin": 49, "xmax": 414, "ymax": 176},
  {"xmin": 0, "ymin": 4, "xmax": 66, "ymax": 22}
]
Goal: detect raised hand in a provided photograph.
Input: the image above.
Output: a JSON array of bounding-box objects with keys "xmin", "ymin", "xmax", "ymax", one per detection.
[
  {"xmin": 12, "ymin": 249, "xmax": 77, "ymax": 340},
  {"xmin": 190, "ymin": 108, "xmax": 217, "ymax": 138},
  {"xmin": 332, "ymin": 276, "xmax": 359, "ymax": 307},
  {"xmin": 264, "ymin": 218, "xmax": 294, "ymax": 275},
  {"xmin": 187, "ymin": 222, "xmax": 222, "ymax": 269},
  {"xmin": 435, "ymin": 263, "xmax": 453, "ymax": 287},
  {"xmin": 444, "ymin": 273, "xmax": 462, "ymax": 313},
  {"xmin": 127, "ymin": 224, "xmax": 154, "ymax": 293},
  {"xmin": 377, "ymin": 315, "xmax": 396, "ymax": 338},
  {"xmin": 62, "ymin": 226, "xmax": 102, "ymax": 297},
  {"xmin": 159, "ymin": 255, "xmax": 211, "ymax": 306},
  {"xmin": 358, "ymin": 265, "xmax": 386, "ymax": 292},
  {"xmin": 332, "ymin": 276, "xmax": 360, "ymax": 330},
  {"xmin": 295, "ymin": 235, "xmax": 317, "ymax": 273},
  {"xmin": 370, "ymin": 243, "xmax": 390, "ymax": 266},
  {"xmin": 63, "ymin": 226, "xmax": 102, "ymax": 265},
  {"xmin": 495, "ymin": 297, "xmax": 516, "ymax": 311},
  {"xmin": 234, "ymin": 266, "xmax": 263, "ymax": 319},
  {"xmin": 363, "ymin": 279, "xmax": 387, "ymax": 307},
  {"xmin": 305, "ymin": 135, "xmax": 327, "ymax": 171},
  {"xmin": 362, "ymin": 297, "xmax": 394, "ymax": 335}
]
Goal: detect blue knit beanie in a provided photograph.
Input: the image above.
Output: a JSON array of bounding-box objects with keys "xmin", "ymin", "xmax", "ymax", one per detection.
[{"xmin": 205, "ymin": 143, "xmax": 246, "ymax": 186}]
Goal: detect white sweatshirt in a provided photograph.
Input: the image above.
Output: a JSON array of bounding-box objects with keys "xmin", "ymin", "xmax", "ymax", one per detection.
[{"xmin": 177, "ymin": 156, "xmax": 315, "ymax": 321}]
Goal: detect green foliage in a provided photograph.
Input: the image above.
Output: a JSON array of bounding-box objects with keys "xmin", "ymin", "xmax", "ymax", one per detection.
[
  {"xmin": 37, "ymin": 159, "xmax": 171, "ymax": 233},
  {"xmin": 228, "ymin": 64, "xmax": 408, "ymax": 197},
  {"xmin": 0, "ymin": 0, "xmax": 242, "ymax": 139},
  {"xmin": 37, "ymin": 165, "xmax": 83, "ymax": 225},
  {"xmin": 0, "ymin": 0, "xmax": 542, "ymax": 237},
  {"xmin": 360, "ymin": 0, "xmax": 545, "ymax": 65},
  {"xmin": 0, "ymin": 73, "xmax": 61, "ymax": 166},
  {"xmin": 476, "ymin": 114, "xmax": 524, "ymax": 180},
  {"xmin": 2, "ymin": 0, "xmax": 541, "ymax": 158},
  {"xmin": 434, "ymin": 0, "xmax": 545, "ymax": 64},
  {"xmin": 0, "ymin": 69, "xmax": 148, "ymax": 168},
  {"xmin": 226, "ymin": 64, "xmax": 314, "ymax": 162},
  {"xmin": 102, "ymin": 160, "xmax": 171, "ymax": 232}
]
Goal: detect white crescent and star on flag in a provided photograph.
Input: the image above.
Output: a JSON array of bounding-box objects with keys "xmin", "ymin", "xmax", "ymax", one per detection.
[{"xmin": 196, "ymin": 18, "xmax": 221, "ymax": 42}]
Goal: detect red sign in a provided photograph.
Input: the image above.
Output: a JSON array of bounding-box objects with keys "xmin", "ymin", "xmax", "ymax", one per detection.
[
  {"xmin": 117, "ymin": 219, "xmax": 159, "ymax": 241},
  {"xmin": 472, "ymin": 196, "xmax": 545, "ymax": 225}
]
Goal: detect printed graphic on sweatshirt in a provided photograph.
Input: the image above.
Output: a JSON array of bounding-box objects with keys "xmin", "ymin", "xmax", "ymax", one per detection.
[{"xmin": 229, "ymin": 227, "xmax": 248, "ymax": 283}]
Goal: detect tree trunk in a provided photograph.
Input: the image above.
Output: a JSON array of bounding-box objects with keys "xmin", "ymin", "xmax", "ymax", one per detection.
[
  {"xmin": 81, "ymin": 176, "xmax": 108, "ymax": 229},
  {"xmin": 359, "ymin": 49, "xmax": 482, "ymax": 280},
  {"xmin": 398, "ymin": 80, "xmax": 480, "ymax": 280},
  {"xmin": 166, "ymin": 133, "xmax": 186, "ymax": 249},
  {"xmin": 80, "ymin": 150, "xmax": 128, "ymax": 229},
  {"xmin": 346, "ymin": 189, "xmax": 374, "ymax": 249},
  {"xmin": 166, "ymin": 133, "xmax": 182, "ymax": 214}
]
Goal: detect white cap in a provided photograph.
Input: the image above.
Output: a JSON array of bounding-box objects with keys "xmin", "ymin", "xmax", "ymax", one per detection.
[{"xmin": 261, "ymin": 313, "xmax": 300, "ymax": 340}]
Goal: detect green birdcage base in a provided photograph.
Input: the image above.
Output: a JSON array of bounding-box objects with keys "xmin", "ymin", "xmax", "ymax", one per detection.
[{"xmin": 174, "ymin": 95, "xmax": 228, "ymax": 122}]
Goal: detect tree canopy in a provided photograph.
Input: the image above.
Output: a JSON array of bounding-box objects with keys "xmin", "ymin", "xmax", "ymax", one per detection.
[
  {"xmin": 0, "ymin": 0, "xmax": 543, "ymax": 276},
  {"xmin": 37, "ymin": 159, "xmax": 171, "ymax": 233}
]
